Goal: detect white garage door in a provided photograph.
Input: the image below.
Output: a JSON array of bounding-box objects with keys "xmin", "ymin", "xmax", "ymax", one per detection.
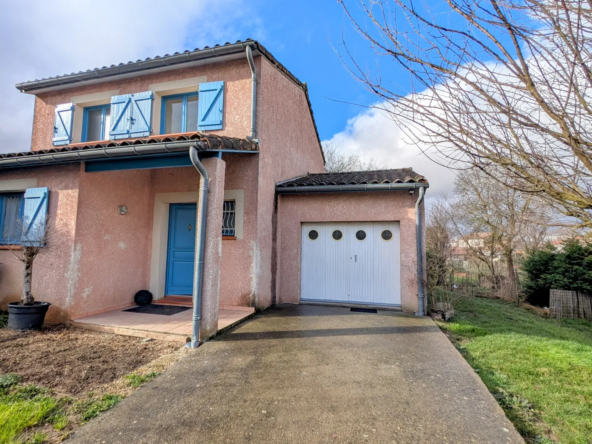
[{"xmin": 301, "ymin": 222, "xmax": 401, "ymax": 306}]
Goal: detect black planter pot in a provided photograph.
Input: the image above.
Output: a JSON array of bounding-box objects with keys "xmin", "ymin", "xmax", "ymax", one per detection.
[{"xmin": 7, "ymin": 302, "xmax": 51, "ymax": 330}]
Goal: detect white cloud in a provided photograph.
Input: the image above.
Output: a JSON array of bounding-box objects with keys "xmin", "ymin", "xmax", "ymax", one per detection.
[
  {"xmin": 323, "ymin": 105, "xmax": 457, "ymax": 196},
  {"xmin": 0, "ymin": 0, "xmax": 262, "ymax": 152}
]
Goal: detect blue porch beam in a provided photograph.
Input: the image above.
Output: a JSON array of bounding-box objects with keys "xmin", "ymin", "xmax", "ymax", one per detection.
[{"xmin": 84, "ymin": 151, "xmax": 222, "ymax": 173}]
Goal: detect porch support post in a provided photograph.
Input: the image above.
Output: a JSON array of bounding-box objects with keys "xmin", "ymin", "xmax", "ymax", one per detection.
[{"xmin": 199, "ymin": 157, "xmax": 226, "ymax": 341}]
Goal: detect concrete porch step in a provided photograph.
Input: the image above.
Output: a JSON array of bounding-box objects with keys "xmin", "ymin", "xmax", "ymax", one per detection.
[
  {"xmin": 156, "ymin": 296, "xmax": 193, "ymax": 307},
  {"xmin": 70, "ymin": 321, "xmax": 189, "ymax": 343}
]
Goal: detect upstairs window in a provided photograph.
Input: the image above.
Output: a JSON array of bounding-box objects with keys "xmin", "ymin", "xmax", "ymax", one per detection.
[
  {"xmin": 0, "ymin": 193, "xmax": 24, "ymax": 244},
  {"xmin": 161, "ymin": 92, "xmax": 199, "ymax": 134},
  {"xmin": 222, "ymin": 200, "xmax": 236, "ymax": 237},
  {"xmin": 82, "ymin": 104, "xmax": 111, "ymax": 142}
]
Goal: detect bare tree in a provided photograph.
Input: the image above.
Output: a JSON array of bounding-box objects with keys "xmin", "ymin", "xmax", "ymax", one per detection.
[
  {"xmin": 453, "ymin": 168, "xmax": 550, "ymax": 297},
  {"xmin": 425, "ymin": 195, "xmax": 453, "ymax": 293},
  {"xmin": 10, "ymin": 217, "xmax": 50, "ymax": 305},
  {"xmin": 323, "ymin": 142, "xmax": 380, "ymax": 172},
  {"xmin": 339, "ymin": 0, "xmax": 592, "ymax": 227}
]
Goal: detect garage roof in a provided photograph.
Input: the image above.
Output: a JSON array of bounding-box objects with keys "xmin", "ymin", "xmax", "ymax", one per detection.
[{"xmin": 277, "ymin": 169, "xmax": 428, "ymax": 188}]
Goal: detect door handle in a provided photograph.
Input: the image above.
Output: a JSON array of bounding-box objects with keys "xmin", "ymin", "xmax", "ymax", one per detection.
[{"xmin": 355, "ymin": 255, "xmax": 357, "ymax": 262}]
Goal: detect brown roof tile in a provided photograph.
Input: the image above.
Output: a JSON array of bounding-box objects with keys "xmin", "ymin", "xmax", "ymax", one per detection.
[
  {"xmin": 277, "ymin": 169, "xmax": 428, "ymax": 187},
  {"xmin": 0, "ymin": 132, "xmax": 258, "ymax": 159}
]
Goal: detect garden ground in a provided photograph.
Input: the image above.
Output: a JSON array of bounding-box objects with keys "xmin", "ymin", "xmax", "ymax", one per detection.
[
  {"xmin": 0, "ymin": 317, "xmax": 187, "ymax": 443},
  {"xmin": 437, "ymin": 297, "xmax": 592, "ymax": 443}
]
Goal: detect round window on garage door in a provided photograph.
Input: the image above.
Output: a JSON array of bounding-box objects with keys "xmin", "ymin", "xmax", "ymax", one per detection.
[
  {"xmin": 308, "ymin": 229, "xmax": 319, "ymax": 240},
  {"xmin": 332, "ymin": 230, "xmax": 343, "ymax": 241},
  {"xmin": 381, "ymin": 230, "xmax": 393, "ymax": 241},
  {"xmin": 355, "ymin": 230, "xmax": 366, "ymax": 241}
]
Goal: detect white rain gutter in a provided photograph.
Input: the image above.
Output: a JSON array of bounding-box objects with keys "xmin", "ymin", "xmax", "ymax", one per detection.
[
  {"xmin": 415, "ymin": 186, "xmax": 426, "ymax": 316},
  {"xmin": 245, "ymin": 45, "xmax": 258, "ymax": 142},
  {"xmin": 0, "ymin": 142, "xmax": 258, "ymax": 170},
  {"xmin": 188, "ymin": 146, "xmax": 209, "ymax": 348}
]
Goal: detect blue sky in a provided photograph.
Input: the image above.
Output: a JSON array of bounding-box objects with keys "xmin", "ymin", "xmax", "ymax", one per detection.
[{"xmin": 0, "ymin": 0, "xmax": 455, "ymax": 193}]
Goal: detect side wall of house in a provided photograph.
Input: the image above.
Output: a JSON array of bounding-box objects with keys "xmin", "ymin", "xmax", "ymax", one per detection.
[
  {"xmin": 254, "ymin": 57, "xmax": 325, "ymax": 308},
  {"xmin": 276, "ymin": 192, "xmax": 421, "ymax": 313},
  {"xmin": 0, "ymin": 165, "xmax": 80, "ymax": 322}
]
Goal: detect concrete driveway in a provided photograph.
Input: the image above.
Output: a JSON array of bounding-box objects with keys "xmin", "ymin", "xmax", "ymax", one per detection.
[{"xmin": 69, "ymin": 304, "xmax": 522, "ymax": 443}]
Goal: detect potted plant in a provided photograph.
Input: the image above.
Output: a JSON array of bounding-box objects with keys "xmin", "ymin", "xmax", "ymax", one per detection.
[{"xmin": 7, "ymin": 211, "xmax": 51, "ymax": 331}]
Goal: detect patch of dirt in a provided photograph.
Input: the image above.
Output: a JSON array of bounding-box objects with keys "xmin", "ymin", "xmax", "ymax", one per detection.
[{"xmin": 0, "ymin": 325, "xmax": 181, "ymax": 396}]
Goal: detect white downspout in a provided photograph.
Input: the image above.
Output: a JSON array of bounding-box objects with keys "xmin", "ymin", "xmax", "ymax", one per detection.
[
  {"xmin": 415, "ymin": 186, "xmax": 426, "ymax": 316},
  {"xmin": 245, "ymin": 45, "xmax": 258, "ymax": 142}
]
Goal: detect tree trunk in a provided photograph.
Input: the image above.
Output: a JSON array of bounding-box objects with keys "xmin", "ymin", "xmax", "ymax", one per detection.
[
  {"xmin": 505, "ymin": 251, "xmax": 517, "ymax": 298},
  {"xmin": 21, "ymin": 248, "xmax": 35, "ymax": 305}
]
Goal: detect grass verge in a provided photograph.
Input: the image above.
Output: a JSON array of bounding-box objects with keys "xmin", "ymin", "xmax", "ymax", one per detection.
[
  {"xmin": 0, "ymin": 367, "xmax": 168, "ymax": 444},
  {"xmin": 0, "ymin": 365, "xmax": 167, "ymax": 443},
  {"xmin": 437, "ymin": 297, "xmax": 592, "ymax": 443}
]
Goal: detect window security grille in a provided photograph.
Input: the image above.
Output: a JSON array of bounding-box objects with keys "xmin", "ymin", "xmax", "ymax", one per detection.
[{"xmin": 222, "ymin": 200, "xmax": 236, "ymax": 236}]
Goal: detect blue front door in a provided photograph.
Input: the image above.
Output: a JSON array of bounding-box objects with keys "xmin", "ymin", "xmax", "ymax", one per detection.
[{"xmin": 165, "ymin": 204, "xmax": 197, "ymax": 296}]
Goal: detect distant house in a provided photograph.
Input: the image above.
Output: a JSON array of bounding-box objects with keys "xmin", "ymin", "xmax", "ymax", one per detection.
[{"xmin": 0, "ymin": 40, "xmax": 428, "ymax": 340}]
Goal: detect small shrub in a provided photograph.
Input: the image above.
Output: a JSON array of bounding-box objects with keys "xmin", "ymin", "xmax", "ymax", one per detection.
[{"xmin": 523, "ymin": 240, "xmax": 592, "ymax": 306}]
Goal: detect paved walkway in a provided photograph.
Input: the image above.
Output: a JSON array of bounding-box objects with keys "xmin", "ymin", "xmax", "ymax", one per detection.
[{"xmin": 69, "ymin": 304, "xmax": 523, "ymax": 443}]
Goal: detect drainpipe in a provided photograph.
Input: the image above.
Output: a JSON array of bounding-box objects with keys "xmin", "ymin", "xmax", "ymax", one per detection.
[
  {"xmin": 245, "ymin": 45, "xmax": 258, "ymax": 142},
  {"xmin": 415, "ymin": 186, "xmax": 426, "ymax": 316},
  {"xmin": 187, "ymin": 146, "xmax": 209, "ymax": 348}
]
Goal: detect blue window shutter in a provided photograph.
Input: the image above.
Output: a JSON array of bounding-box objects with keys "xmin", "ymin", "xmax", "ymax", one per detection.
[
  {"xmin": 198, "ymin": 81, "xmax": 224, "ymax": 131},
  {"xmin": 22, "ymin": 187, "xmax": 49, "ymax": 247},
  {"xmin": 109, "ymin": 94, "xmax": 133, "ymax": 139},
  {"xmin": 129, "ymin": 91, "xmax": 153, "ymax": 138},
  {"xmin": 52, "ymin": 103, "xmax": 74, "ymax": 146}
]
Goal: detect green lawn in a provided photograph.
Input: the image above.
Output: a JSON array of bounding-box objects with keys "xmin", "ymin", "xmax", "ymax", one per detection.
[{"xmin": 437, "ymin": 297, "xmax": 592, "ymax": 443}]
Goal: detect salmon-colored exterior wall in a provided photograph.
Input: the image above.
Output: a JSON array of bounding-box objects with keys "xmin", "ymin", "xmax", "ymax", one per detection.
[
  {"xmin": 1, "ymin": 53, "xmax": 326, "ymax": 323},
  {"xmin": 253, "ymin": 58, "xmax": 324, "ymax": 308},
  {"xmin": 0, "ymin": 165, "xmax": 80, "ymax": 322},
  {"xmin": 30, "ymin": 58, "xmax": 254, "ymax": 151},
  {"xmin": 276, "ymin": 192, "xmax": 423, "ymax": 314}
]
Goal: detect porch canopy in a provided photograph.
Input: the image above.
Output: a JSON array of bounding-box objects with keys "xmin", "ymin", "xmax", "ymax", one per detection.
[{"xmin": 0, "ymin": 132, "xmax": 258, "ymax": 172}]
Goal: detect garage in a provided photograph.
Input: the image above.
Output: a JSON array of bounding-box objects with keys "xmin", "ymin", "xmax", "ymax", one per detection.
[
  {"xmin": 300, "ymin": 222, "xmax": 401, "ymax": 306},
  {"xmin": 275, "ymin": 169, "xmax": 428, "ymax": 314}
]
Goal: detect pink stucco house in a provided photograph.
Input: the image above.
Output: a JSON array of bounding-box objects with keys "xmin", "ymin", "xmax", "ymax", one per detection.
[{"xmin": 0, "ymin": 40, "xmax": 428, "ymax": 345}]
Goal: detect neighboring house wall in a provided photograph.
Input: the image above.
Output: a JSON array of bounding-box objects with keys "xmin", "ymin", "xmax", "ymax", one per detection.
[
  {"xmin": 254, "ymin": 57, "xmax": 324, "ymax": 308},
  {"xmin": 0, "ymin": 165, "xmax": 80, "ymax": 322},
  {"xmin": 276, "ymin": 192, "xmax": 421, "ymax": 313},
  {"xmin": 30, "ymin": 59, "xmax": 253, "ymax": 151}
]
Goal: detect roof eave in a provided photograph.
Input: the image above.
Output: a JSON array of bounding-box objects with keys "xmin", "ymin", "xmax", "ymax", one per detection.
[{"xmin": 16, "ymin": 41, "xmax": 262, "ymax": 94}]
